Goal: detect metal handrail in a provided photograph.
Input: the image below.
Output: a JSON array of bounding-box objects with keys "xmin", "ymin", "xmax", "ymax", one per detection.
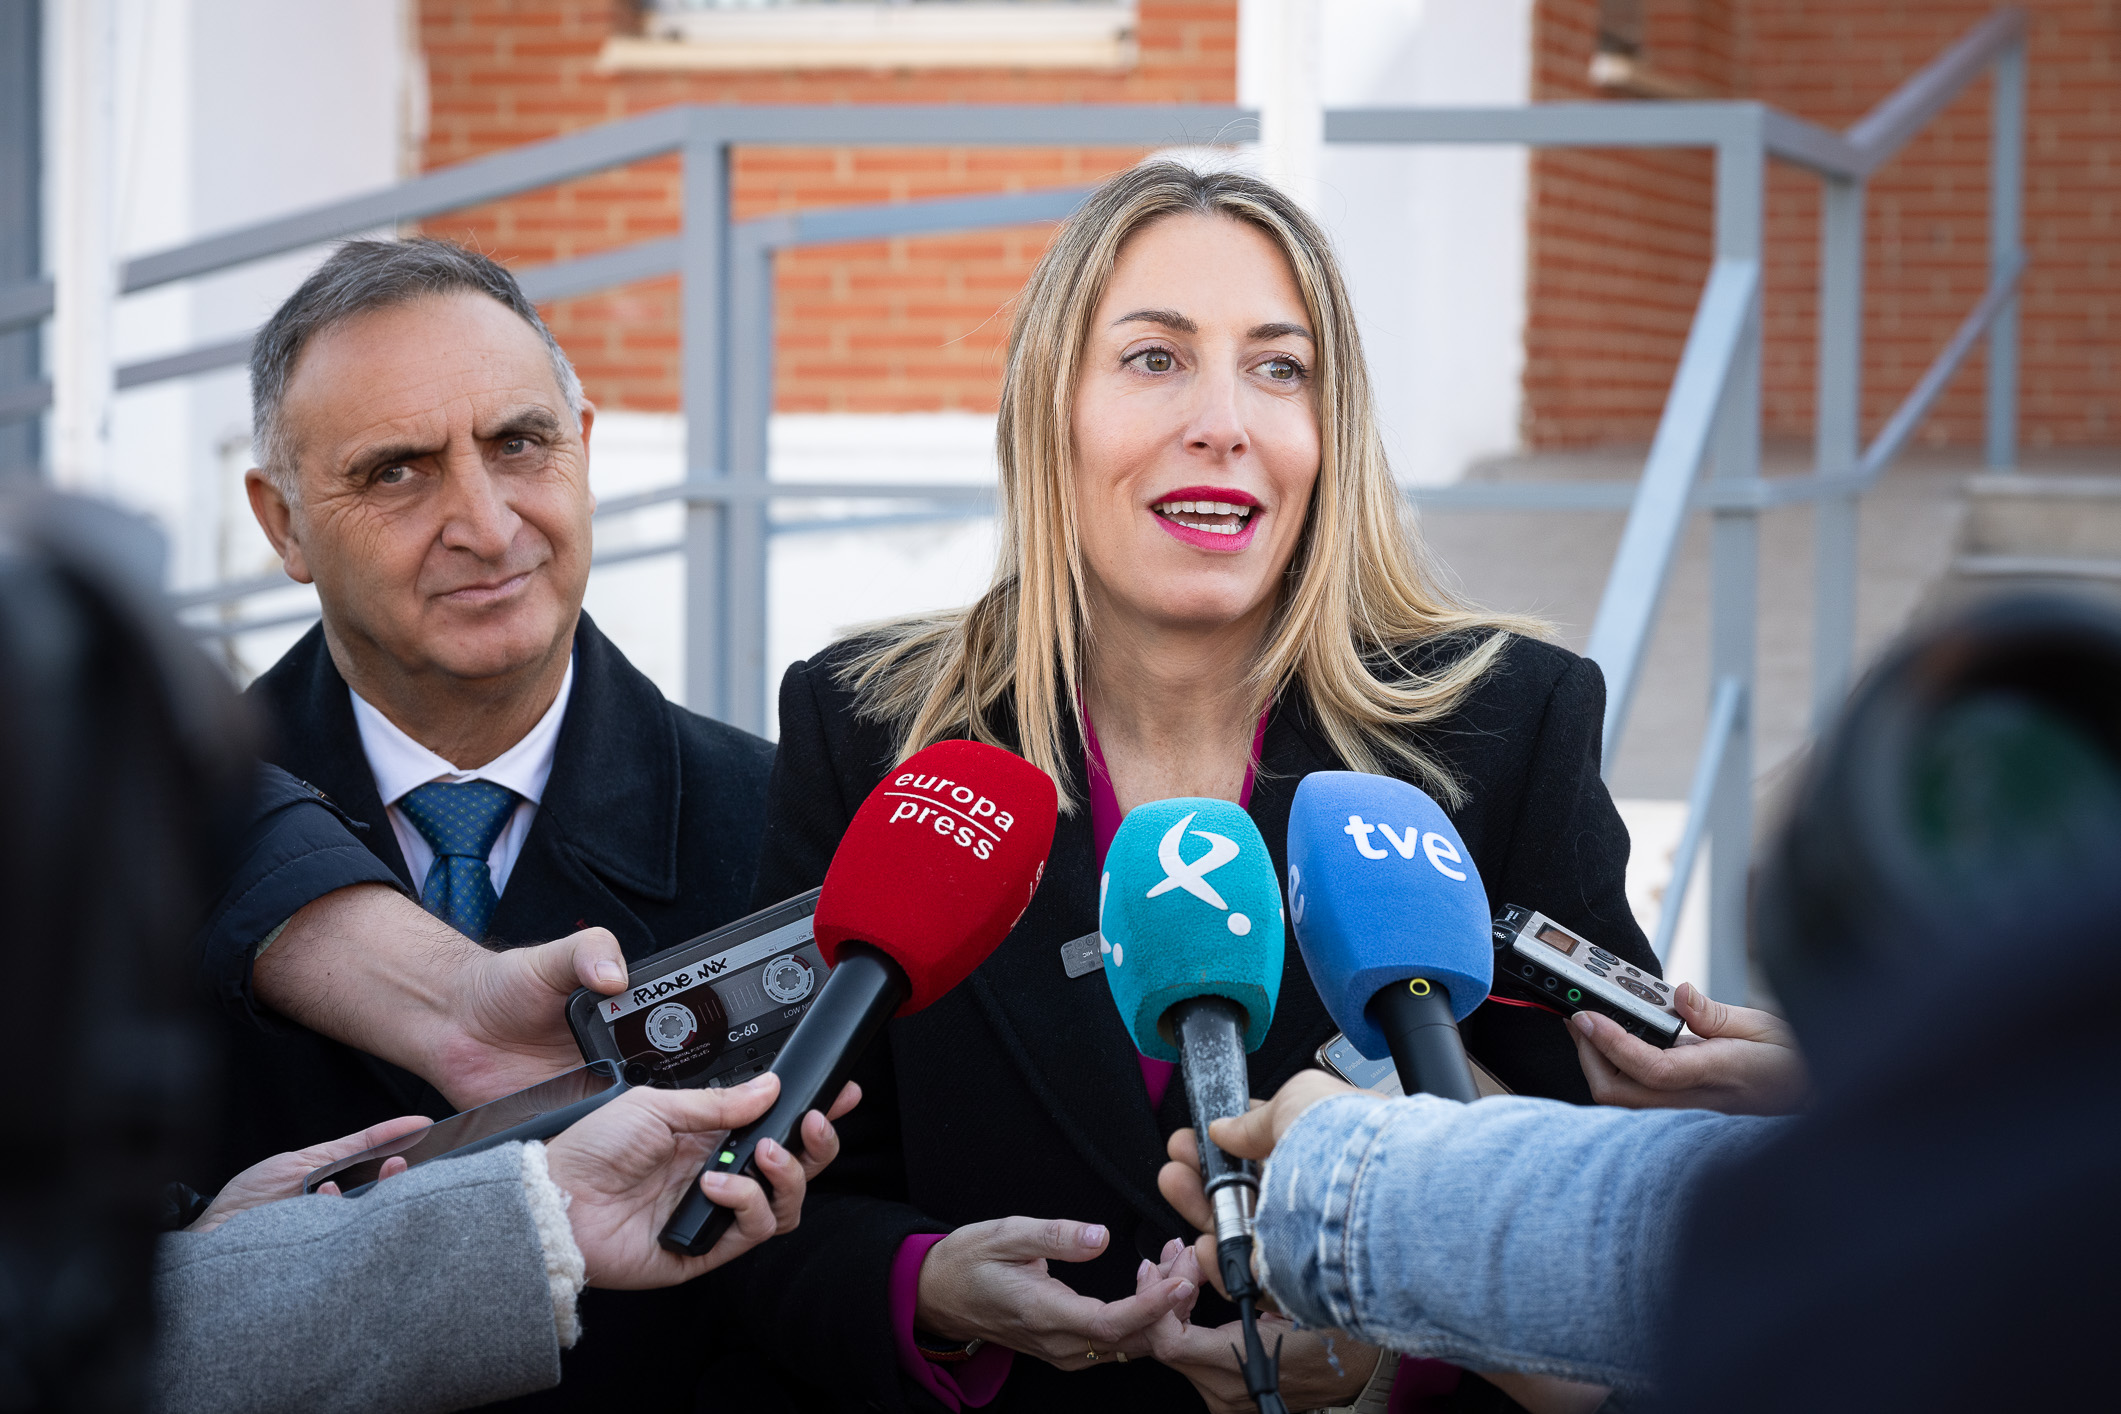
[
  {"xmin": 119, "ymin": 105, "xmax": 1247, "ymax": 295},
  {"xmin": 22, "ymin": 11, "xmax": 2026, "ymax": 1002},
  {"xmin": 1859, "ymin": 249, "xmax": 2027, "ymax": 482},
  {"xmin": 1582, "ymin": 258, "xmax": 1760, "ymax": 766},
  {"xmin": 0, "ymin": 278, "xmax": 54, "ymax": 335},
  {"xmin": 1842, "ymin": 9, "xmax": 2027, "ymax": 171},
  {"xmin": 1652, "ymin": 674, "xmax": 1746, "ymax": 965},
  {"xmin": 111, "ymin": 185, "xmax": 1104, "ymax": 397}
]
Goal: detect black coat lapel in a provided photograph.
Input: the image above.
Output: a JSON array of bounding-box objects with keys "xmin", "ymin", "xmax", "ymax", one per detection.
[
  {"xmin": 249, "ymin": 625, "xmax": 412, "ymax": 887},
  {"xmin": 959, "ymin": 714, "xmax": 1175, "ymax": 1228},
  {"xmin": 487, "ymin": 615, "xmax": 680, "ymax": 958},
  {"xmin": 1240, "ymin": 692, "xmax": 1346, "ymax": 1092},
  {"xmin": 966, "ymin": 799, "xmax": 1174, "ymax": 1227}
]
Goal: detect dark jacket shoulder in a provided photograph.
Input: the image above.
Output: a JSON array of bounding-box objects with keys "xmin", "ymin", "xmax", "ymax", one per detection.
[{"xmin": 191, "ymin": 763, "xmax": 406, "ymax": 1027}]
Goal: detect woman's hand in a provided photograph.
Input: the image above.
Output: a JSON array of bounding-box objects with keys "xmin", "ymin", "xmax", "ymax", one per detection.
[
  {"xmin": 1570, "ymin": 982, "xmax": 1808, "ymax": 1116},
  {"xmin": 1136, "ymin": 1240, "xmax": 1381, "ymax": 1414},
  {"xmin": 914, "ymin": 1217, "xmax": 1195, "ymax": 1370},
  {"xmin": 187, "ymin": 1113, "xmax": 434, "ymax": 1232},
  {"xmin": 543, "ymin": 1073, "xmax": 860, "ymax": 1289}
]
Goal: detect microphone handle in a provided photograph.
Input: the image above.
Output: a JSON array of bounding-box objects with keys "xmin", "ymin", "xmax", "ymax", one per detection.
[
  {"xmin": 1171, "ymin": 997, "xmax": 1286, "ymax": 1414},
  {"xmin": 1366, "ymin": 978, "xmax": 1479, "ymax": 1103},
  {"xmin": 1172, "ymin": 995, "xmax": 1257, "ymax": 1215},
  {"xmin": 658, "ymin": 944, "xmax": 907, "ymax": 1256}
]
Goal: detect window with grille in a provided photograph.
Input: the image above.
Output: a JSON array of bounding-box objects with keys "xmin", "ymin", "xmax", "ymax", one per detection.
[{"xmin": 608, "ymin": 0, "xmax": 1138, "ymax": 72}]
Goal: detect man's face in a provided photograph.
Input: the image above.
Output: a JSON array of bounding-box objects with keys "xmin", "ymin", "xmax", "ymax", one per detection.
[{"xmin": 248, "ymin": 293, "xmax": 595, "ymax": 688}]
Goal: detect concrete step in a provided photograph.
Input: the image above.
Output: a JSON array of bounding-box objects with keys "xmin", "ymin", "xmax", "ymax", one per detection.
[
  {"xmin": 1932, "ymin": 551, "xmax": 2121, "ymax": 618},
  {"xmin": 1954, "ymin": 552, "xmax": 2121, "ymax": 581},
  {"xmin": 1962, "ymin": 473, "xmax": 2121, "ymax": 558}
]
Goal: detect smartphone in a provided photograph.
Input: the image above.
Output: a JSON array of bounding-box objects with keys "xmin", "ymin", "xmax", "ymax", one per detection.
[
  {"xmin": 569, "ymin": 889, "xmax": 825, "ymax": 1090},
  {"xmin": 303, "ymin": 1060, "xmax": 628, "ymax": 1197},
  {"xmin": 1315, "ymin": 1032, "xmax": 1514, "ymax": 1099}
]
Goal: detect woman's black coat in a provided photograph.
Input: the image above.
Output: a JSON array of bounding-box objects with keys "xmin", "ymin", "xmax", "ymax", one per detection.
[{"xmin": 715, "ymin": 633, "xmax": 1657, "ymax": 1414}]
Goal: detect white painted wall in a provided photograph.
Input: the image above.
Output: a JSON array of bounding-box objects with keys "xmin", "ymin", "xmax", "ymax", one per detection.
[
  {"xmin": 75, "ymin": 0, "xmax": 408, "ymax": 672},
  {"xmin": 584, "ymin": 411, "xmax": 1000, "ymax": 736},
  {"xmin": 1243, "ymin": 0, "xmax": 1532, "ymax": 487}
]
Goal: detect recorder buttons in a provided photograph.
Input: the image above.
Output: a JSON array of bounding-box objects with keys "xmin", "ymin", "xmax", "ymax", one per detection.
[{"xmin": 762, "ymin": 954, "xmax": 816, "ymax": 1005}]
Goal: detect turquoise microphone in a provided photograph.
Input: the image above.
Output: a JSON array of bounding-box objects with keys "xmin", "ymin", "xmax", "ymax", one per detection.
[{"xmin": 1101, "ymin": 797, "xmax": 1287, "ymax": 1414}]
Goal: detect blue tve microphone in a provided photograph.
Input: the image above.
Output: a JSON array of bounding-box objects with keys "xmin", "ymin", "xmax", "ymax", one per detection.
[
  {"xmin": 1287, "ymin": 771, "xmax": 1492, "ymax": 1102},
  {"xmin": 1102, "ymin": 798, "xmax": 1287, "ymax": 1414}
]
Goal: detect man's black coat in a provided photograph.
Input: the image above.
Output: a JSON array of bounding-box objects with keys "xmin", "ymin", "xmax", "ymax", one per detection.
[
  {"xmin": 222, "ymin": 613, "xmax": 773, "ymax": 1413},
  {"xmin": 718, "ymin": 632, "xmax": 1658, "ymax": 1414}
]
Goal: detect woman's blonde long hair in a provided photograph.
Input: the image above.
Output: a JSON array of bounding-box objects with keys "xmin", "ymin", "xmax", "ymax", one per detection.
[{"xmin": 842, "ymin": 160, "xmax": 1542, "ymax": 811}]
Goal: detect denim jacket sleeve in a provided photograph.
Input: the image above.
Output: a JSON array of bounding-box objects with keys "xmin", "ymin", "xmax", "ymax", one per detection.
[{"xmin": 1253, "ymin": 1093, "xmax": 1780, "ymax": 1400}]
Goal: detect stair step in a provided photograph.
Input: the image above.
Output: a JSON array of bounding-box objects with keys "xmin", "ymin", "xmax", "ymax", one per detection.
[
  {"xmin": 1953, "ymin": 553, "xmax": 2121, "ymax": 582},
  {"xmin": 1962, "ymin": 474, "xmax": 2121, "ymax": 558}
]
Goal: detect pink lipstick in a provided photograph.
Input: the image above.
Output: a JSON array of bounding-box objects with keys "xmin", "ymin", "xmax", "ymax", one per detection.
[{"xmin": 1148, "ymin": 485, "xmax": 1261, "ymax": 553}]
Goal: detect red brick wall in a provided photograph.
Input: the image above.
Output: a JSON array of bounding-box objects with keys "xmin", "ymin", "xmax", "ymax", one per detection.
[
  {"xmin": 417, "ymin": 1, "xmax": 1237, "ymax": 414},
  {"xmin": 1524, "ymin": 0, "xmax": 1737, "ymax": 447},
  {"xmin": 1528, "ymin": 0, "xmax": 2118, "ymax": 451}
]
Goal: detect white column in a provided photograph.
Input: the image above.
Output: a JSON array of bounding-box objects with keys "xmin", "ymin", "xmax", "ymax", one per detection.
[
  {"xmin": 48, "ymin": 0, "xmax": 118, "ymax": 492},
  {"xmin": 1241, "ymin": 0, "xmax": 1323, "ymax": 212},
  {"xmin": 1313, "ymin": 0, "xmax": 1533, "ymax": 487}
]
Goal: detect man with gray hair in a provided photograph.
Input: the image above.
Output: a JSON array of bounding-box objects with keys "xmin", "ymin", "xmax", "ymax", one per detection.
[{"xmin": 221, "ymin": 237, "xmax": 781, "ymax": 1411}]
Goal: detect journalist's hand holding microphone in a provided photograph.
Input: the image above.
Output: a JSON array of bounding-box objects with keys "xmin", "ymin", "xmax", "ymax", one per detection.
[
  {"xmin": 1094, "ymin": 798, "xmax": 1384, "ymax": 1411},
  {"xmin": 543, "ymin": 1074, "xmax": 857, "ymax": 1284}
]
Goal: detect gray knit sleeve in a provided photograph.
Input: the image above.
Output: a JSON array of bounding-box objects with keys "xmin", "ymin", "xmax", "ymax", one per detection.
[{"xmin": 152, "ymin": 1142, "xmax": 562, "ymax": 1414}]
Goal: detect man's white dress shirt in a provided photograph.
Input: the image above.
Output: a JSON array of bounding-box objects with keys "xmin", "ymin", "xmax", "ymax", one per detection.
[{"xmin": 349, "ymin": 657, "xmax": 575, "ymax": 899}]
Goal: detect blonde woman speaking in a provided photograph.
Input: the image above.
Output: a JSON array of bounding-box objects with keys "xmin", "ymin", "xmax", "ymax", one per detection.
[{"xmin": 716, "ymin": 162, "xmax": 1660, "ymax": 1414}]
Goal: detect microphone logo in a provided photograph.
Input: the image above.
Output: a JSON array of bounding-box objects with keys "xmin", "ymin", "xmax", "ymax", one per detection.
[
  {"xmin": 1147, "ymin": 812, "xmax": 1253, "ymax": 936},
  {"xmin": 1342, "ymin": 813, "xmax": 1470, "ymax": 882}
]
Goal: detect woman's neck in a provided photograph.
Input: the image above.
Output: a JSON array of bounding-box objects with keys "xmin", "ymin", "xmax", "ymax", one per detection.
[{"xmin": 1082, "ymin": 600, "xmax": 1268, "ymax": 814}]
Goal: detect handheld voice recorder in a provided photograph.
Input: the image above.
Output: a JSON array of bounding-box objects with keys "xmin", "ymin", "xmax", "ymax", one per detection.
[
  {"xmin": 1491, "ymin": 904, "xmax": 1683, "ymax": 1047},
  {"xmin": 569, "ymin": 889, "xmax": 826, "ymax": 1089}
]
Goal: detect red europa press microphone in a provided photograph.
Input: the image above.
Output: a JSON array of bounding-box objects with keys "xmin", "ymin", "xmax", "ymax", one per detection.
[{"xmin": 660, "ymin": 739, "xmax": 1058, "ymax": 1254}]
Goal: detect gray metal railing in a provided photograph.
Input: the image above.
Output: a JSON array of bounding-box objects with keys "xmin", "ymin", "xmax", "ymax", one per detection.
[
  {"xmin": 2, "ymin": 8, "xmax": 2026, "ymax": 999},
  {"xmin": 1367, "ymin": 8, "xmax": 2026, "ymax": 993}
]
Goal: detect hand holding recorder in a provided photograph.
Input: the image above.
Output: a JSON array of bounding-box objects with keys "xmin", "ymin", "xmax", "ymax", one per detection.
[
  {"xmin": 252, "ymin": 883, "xmax": 637, "ymax": 1111},
  {"xmin": 1570, "ymin": 983, "xmax": 1808, "ymax": 1116}
]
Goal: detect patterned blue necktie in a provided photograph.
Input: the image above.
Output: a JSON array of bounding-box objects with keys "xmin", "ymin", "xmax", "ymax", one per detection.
[{"xmin": 399, "ymin": 780, "xmax": 520, "ymax": 940}]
